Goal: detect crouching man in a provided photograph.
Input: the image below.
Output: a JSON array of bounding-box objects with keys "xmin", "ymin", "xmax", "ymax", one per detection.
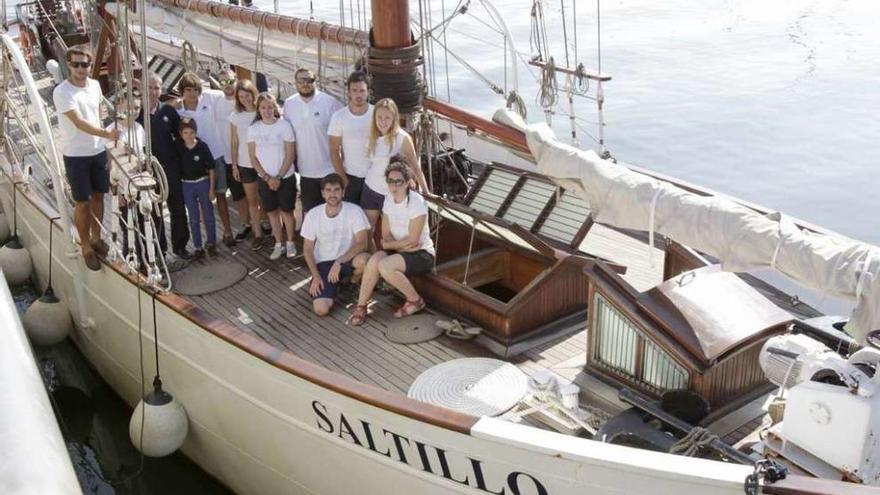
[{"xmin": 302, "ymin": 174, "xmax": 370, "ymax": 316}]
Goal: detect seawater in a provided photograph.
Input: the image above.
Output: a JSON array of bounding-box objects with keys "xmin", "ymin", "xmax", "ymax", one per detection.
[{"xmin": 11, "ymin": 283, "xmax": 231, "ymax": 495}]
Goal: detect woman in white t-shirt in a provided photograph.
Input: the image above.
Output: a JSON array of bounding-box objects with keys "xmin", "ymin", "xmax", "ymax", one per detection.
[
  {"xmin": 229, "ymin": 80, "xmax": 263, "ymax": 248},
  {"xmin": 247, "ymin": 92, "xmax": 297, "ymax": 261},
  {"xmin": 360, "ymin": 98, "xmax": 428, "ymax": 240},
  {"xmin": 348, "ymin": 158, "xmax": 435, "ymax": 326}
]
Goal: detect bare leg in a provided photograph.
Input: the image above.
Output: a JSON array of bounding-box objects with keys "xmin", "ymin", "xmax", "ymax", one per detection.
[
  {"xmin": 280, "ymin": 210, "xmax": 296, "ymax": 243},
  {"xmin": 74, "ymin": 201, "xmax": 93, "ymax": 255},
  {"xmin": 313, "ymin": 298, "xmax": 333, "ymax": 316},
  {"xmin": 356, "ymin": 251, "xmax": 388, "ymax": 306},
  {"xmin": 267, "ymin": 210, "xmax": 283, "ymax": 244},
  {"xmin": 365, "ymin": 209, "xmax": 380, "ymax": 252},
  {"xmin": 216, "ymin": 193, "xmax": 233, "ymax": 237},
  {"xmin": 378, "ymin": 254, "xmax": 420, "ymax": 301},
  {"xmin": 89, "ymin": 192, "xmax": 104, "ymax": 242},
  {"xmin": 243, "ymin": 182, "xmax": 262, "ymax": 236},
  {"xmin": 351, "ymin": 252, "xmax": 370, "ymax": 284},
  {"xmin": 235, "ymin": 197, "xmax": 249, "ymax": 229}
]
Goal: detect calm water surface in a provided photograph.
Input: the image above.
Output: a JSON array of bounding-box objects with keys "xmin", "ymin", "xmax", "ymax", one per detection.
[{"xmin": 267, "ymin": 0, "xmax": 879, "ymax": 245}]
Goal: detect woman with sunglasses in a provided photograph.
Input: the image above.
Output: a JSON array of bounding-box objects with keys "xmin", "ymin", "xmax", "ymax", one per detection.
[
  {"xmin": 348, "ymin": 157, "xmax": 434, "ymax": 326},
  {"xmin": 360, "ymin": 98, "xmax": 429, "ymax": 244}
]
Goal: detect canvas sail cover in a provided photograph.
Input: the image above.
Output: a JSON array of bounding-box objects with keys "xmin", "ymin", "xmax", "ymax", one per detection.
[
  {"xmin": 118, "ymin": 0, "xmax": 365, "ymax": 94},
  {"xmin": 493, "ymin": 110, "xmax": 880, "ymax": 343}
]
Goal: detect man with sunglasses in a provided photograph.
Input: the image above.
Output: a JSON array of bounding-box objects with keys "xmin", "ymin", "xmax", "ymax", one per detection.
[
  {"xmin": 53, "ymin": 46, "xmax": 121, "ymax": 271},
  {"xmin": 282, "ymin": 68, "xmax": 343, "ymax": 217}
]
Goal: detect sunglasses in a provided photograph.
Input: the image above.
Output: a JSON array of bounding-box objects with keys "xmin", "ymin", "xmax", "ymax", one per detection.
[
  {"xmin": 296, "ymin": 77, "xmax": 316, "ymax": 84},
  {"xmin": 70, "ymin": 61, "xmax": 91, "ymax": 68},
  {"xmin": 385, "ymin": 178, "xmax": 406, "ymax": 186},
  {"xmin": 218, "ymin": 79, "xmax": 235, "ymax": 86}
]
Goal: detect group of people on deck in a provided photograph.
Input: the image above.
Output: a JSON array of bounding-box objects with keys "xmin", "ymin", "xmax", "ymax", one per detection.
[{"xmin": 52, "ymin": 46, "xmax": 435, "ymax": 326}]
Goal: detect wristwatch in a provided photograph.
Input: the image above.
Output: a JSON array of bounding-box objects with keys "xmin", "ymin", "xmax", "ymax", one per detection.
[{"xmin": 274, "ymin": 174, "xmax": 283, "ymax": 181}]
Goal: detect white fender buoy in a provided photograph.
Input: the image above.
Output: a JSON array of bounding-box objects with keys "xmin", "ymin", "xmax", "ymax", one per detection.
[
  {"xmin": 23, "ymin": 288, "xmax": 72, "ymax": 346},
  {"xmin": 129, "ymin": 381, "xmax": 188, "ymax": 457},
  {"xmin": 0, "ymin": 212, "xmax": 9, "ymax": 242},
  {"xmin": 0, "ymin": 238, "xmax": 33, "ymax": 285}
]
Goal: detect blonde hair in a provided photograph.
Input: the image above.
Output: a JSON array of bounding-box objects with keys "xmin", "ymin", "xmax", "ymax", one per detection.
[
  {"xmin": 254, "ymin": 92, "xmax": 281, "ymax": 122},
  {"xmin": 234, "ymin": 79, "xmax": 259, "ymax": 113},
  {"xmin": 367, "ymin": 98, "xmax": 401, "ymax": 157}
]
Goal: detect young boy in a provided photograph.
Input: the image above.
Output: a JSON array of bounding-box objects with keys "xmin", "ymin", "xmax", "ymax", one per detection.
[{"xmin": 175, "ymin": 118, "xmax": 217, "ymax": 258}]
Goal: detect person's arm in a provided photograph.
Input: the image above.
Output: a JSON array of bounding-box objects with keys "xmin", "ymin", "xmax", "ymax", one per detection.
[
  {"xmin": 379, "ymin": 213, "xmax": 398, "ymax": 250},
  {"xmin": 248, "ymin": 141, "xmax": 267, "ymax": 178},
  {"xmin": 304, "ymin": 238, "xmax": 325, "ymax": 296},
  {"xmin": 401, "ymin": 134, "xmax": 428, "ymax": 193},
  {"xmin": 337, "ymin": 228, "xmax": 369, "ymax": 264},
  {"xmin": 276, "ymin": 140, "xmax": 296, "ymax": 179},
  {"xmin": 230, "ymin": 122, "xmax": 241, "ymax": 181},
  {"xmin": 204, "ymin": 146, "xmax": 216, "ymax": 201},
  {"xmin": 400, "ymin": 214, "xmax": 427, "ymax": 251},
  {"xmin": 329, "ymin": 135, "xmax": 349, "ymax": 187},
  {"xmin": 63, "ymin": 110, "xmax": 119, "ymax": 140}
]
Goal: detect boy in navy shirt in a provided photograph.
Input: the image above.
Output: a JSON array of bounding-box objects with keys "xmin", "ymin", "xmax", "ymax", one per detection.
[{"xmin": 175, "ymin": 118, "xmax": 217, "ymax": 258}]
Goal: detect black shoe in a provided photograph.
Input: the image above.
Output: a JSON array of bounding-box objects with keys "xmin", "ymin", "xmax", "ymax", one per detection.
[
  {"xmin": 234, "ymin": 226, "xmax": 252, "ymax": 241},
  {"xmin": 206, "ymin": 243, "xmax": 218, "ymax": 257},
  {"xmin": 222, "ymin": 234, "xmax": 236, "ymax": 248},
  {"xmin": 174, "ymin": 249, "xmax": 193, "ymax": 260},
  {"xmin": 251, "ymin": 235, "xmax": 267, "ymax": 251},
  {"xmin": 261, "ymin": 222, "xmax": 271, "ymax": 235},
  {"xmin": 192, "ymin": 248, "xmax": 205, "ymax": 260}
]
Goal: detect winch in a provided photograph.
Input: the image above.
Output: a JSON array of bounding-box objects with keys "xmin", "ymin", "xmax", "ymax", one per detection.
[{"xmin": 758, "ymin": 334, "xmax": 880, "ymax": 484}]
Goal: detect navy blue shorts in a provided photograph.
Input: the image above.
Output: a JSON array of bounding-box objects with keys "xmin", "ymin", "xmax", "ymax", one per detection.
[
  {"xmin": 64, "ymin": 151, "xmax": 109, "ymax": 202},
  {"xmin": 344, "ymin": 175, "xmax": 365, "ymax": 204},
  {"xmin": 225, "ymin": 161, "xmax": 246, "ymax": 201},
  {"xmin": 360, "ymin": 183, "xmax": 385, "ymax": 211},
  {"xmin": 258, "ymin": 175, "xmax": 297, "ymax": 213},
  {"xmin": 313, "ymin": 260, "xmax": 354, "ymax": 300}
]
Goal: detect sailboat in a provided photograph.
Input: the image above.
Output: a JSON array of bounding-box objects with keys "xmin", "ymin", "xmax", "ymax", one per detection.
[{"xmin": 2, "ymin": 0, "xmax": 879, "ymax": 493}]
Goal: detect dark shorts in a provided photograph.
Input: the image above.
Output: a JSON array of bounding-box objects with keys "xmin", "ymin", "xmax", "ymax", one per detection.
[
  {"xmin": 360, "ymin": 183, "xmax": 385, "ymax": 211},
  {"xmin": 313, "ymin": 260, "xmax": 355, "ymax": 300},
  {"xmin": 300, "ymin": 176, "xmax": 324, "ymax": 215},
  {"xmin": 226, "ymin": 162, "xmax": 246, "ymax": 201},
  {"xmin": 385, "ymin": 249, "xmax": 434, "ymax": 276},
  {"xmin": 258, "ymin": 175, "xmax": 297, "ymax": 212},
  {"xmin": 343, "ymin": 175, "xmax": 365, "ymax": 204},
  {"xmin": 64, "ymin": 151, "xmax": 109, "ymax": 202},
  {"xmin": 238, "ymin": 166, "xmax": 259, "ymax": 184}
]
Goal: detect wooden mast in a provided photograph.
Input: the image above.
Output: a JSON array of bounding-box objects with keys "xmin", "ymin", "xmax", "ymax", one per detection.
[
  {"xmin": 367, "ymin": 0, "xmax": 423, "ymax": 114},
  {"xmin": 370, "ymin": 0, "xmax": 410, "ymax": 49}
]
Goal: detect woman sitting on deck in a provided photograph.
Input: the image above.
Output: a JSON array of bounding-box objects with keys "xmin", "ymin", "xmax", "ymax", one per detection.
[{"xmin": 348, "ymin": 158, "xmax": 435, "ymax": 326}]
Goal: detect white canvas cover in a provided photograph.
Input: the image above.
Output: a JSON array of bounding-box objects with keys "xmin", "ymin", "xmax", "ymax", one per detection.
[{"xmin": 493, "ymin": 109, "xmax": 880, "ymax": 343}]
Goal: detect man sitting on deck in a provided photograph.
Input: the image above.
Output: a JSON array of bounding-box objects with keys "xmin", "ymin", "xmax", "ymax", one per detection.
[
  {"xmin": 301, "ymin": 174, "xmax": 370, "ymax": 316},
  {"xmin": 53, "ymin": 47, "xmax": 121, "ymax": 270}
]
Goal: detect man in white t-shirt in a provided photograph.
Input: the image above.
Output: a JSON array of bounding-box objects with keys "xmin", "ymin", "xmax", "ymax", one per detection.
[
  {"xmin": 301, "ymin": 174, "xmax": 371, "ymax": 316},
  {"xmin": 52, "ymin": 46, "xmax": 121, "ymax": 271},
  {"xmin": 213, "ymin": 68, "xmax": 244, "ymax": 247},
  {"xmin": 328, "ymin": 71, "xmax": 373, "ymax": 205},
  {"xmin": 282, "ymin": 68, "xmax": 343, "ymax": 215}
]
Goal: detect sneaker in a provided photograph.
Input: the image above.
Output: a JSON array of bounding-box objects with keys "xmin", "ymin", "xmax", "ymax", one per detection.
[
  {"xmin": 269, "ymin": 243, "xmax": 285, "ymax": 260},
  {"xmin": 222, "ymin": 234, "xmax": 236, "ymax": 248},
  {"xmin": 173, "ymin": 249, "xmax": 193, "ymax": 260},
  {"xmin": 251, "ymin": 235, "xmax": 266, "ymax": 251},
  {"xmin": 192, "ymin": 248, "xmax": 205, "ymax": 260},
  {"xmin": 234, "ymin": 225, "xmax": 252, "ymax": 241},
  {"xmin": 206, "ymin": 243, "xmax": 218, "ymax": 257},
  {"xmin": 286, "ymin": 241, "xmax": 298, "ymax": 258}
]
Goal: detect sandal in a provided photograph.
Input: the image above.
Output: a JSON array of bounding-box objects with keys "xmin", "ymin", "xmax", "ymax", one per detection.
[
  {"xmin": 393, "ymin": 298, "xmax": 425, "ymax": 319},
  {"xmin": 347, "ymin": 304, "xmax": 368, "ymax": 326}
]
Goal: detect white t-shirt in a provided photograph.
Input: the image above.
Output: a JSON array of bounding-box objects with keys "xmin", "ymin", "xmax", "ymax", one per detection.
[
  {"xmin": 228, "ymin": 110, "xmax": 257, "ymax": 168},
  {"xmin": 282, "ymin": 91, "xmax": 343, "ymax": 178},
  {"xmin": 327, "ymin": 104, "xmax": 373, "ymax": 178},
  {"xmin": 177, "ymin": 89, "xmax": 225, "ymax": 160},
  {"xmin": 53, "ymin": 78, "xmax": 105, "ymax": 157},
  {"xmin": 106, "ymin": 121, "xmax": 146, "ymax": 160},
  {"xmin": 300, "ymin": 202, "xmax": 370, "ymax": 263},
  {"xmin": 247, "ymin": 119, "xmax": 295, "ymax": 178},
  {"xmin": 214, "ymin": 96, "xmax": 236, "ymax": 161},
  {"xmin": 383, "ymin": 190, "xmax": 434, "ymax": 255},
  {"xmin": 364, "ymin": 129, "xmax": 407, "ymax": 195}
]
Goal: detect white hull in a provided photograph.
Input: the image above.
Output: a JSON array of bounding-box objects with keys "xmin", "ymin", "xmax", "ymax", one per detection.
[{"xmin": 0, "ymin": 161, "xmax": 762, "ymax": 495}]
